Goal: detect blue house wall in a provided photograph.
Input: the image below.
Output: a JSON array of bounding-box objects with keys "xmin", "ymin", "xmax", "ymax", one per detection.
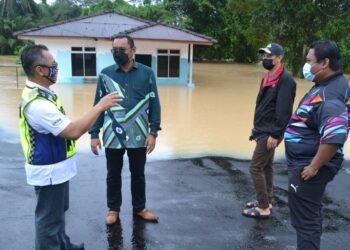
[{"xmin": 56, "ymin": 51, "xmax": 188, "ymax": 85}]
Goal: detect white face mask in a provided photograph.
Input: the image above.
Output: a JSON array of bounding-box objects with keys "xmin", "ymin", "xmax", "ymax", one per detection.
[
  {"xmin": 303, "ymin": 62, "xmax": 324, "ymax": 82},
  {"xmin": 303, "ymin": 63, "xmax": 315, "ymax": 81}
]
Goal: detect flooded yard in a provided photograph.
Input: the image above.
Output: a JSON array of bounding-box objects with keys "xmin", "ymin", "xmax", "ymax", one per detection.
[{"xmin": 1, "ymin": 56, "xmax": 349, "ymax": 160}]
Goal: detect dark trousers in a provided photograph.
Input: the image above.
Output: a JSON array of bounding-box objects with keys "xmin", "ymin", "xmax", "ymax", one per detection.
[
  {"xmin": 34, "ymin": 181, "xmax": 74, "ymax": 250},
  {"xmin": 105, "ymin": 147, "xmax": 147, "ymax": 213},
  {"xmin": 249, "ymin": 136, "xmax": 276, "ymax": 209},
  {"xmin": 288, "ymin": 167, "xmax": 335, "ymax": 250}
]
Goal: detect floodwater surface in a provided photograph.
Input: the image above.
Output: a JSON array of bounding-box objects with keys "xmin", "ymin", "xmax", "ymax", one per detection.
[{"xmin": 1, "ymin": 56, "xmax": 350, "ymax": 160}]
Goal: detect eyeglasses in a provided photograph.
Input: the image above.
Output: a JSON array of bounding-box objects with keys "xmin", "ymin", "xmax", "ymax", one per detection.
[
  {"xmin": 111, "ymin": 47, "xmax": 129, "ymax": 53},
  {"xmin": 35, "ymin": 62, "xmax": 58, "ymax": 69}
]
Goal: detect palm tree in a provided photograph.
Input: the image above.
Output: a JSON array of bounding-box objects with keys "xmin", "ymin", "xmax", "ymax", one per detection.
[{"xmin": 0, "ymin": 0, "xmax": 40, "ymax": 18}]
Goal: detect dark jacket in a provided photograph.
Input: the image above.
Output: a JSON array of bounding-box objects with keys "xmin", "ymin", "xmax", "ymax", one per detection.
[{"xmin": 253, "ymin": 68, "xmax": 296, "ymax": 139}]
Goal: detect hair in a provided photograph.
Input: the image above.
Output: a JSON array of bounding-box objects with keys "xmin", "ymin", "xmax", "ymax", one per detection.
[
  {"xmin": 112, "ymin": 34, "xmax": 135, "ymax": 48},
  {"xmin": 310, "ymin": 40, "xmax": 342, "ymax": 71},
  {"xmin": 20, "ymin": 44, "xmax": 48, "ymax": 77}
]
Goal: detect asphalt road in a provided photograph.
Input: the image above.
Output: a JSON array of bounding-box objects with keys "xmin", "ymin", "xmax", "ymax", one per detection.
[{"xmin": 1, "ymin": 139, "xmax": 350, "ymax": 250}]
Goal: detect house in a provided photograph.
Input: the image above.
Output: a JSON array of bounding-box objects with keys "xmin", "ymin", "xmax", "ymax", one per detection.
[{"xmin": 15, "ymin": 11, "xmax": 215, "ymax": 85}]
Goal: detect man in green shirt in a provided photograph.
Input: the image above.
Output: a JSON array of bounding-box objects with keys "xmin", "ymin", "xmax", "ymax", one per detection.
[{"xmin": 89, "ymin": 35, "xmax": 161, "ymax": 225}]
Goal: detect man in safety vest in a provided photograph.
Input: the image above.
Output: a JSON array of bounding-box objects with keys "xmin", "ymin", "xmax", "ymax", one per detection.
[{"xmin": 19, "ymin": 44, "xmax": 121, "ymax": 250}]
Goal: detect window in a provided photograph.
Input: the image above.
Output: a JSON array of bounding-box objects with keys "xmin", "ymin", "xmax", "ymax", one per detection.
[
  {"xmin": 71, "ymin": 47, "xmax": 96, "ymax": 77},
  {"xmin": 157, "ymin": 49, "xmax": 180, "ymax": 78},
  {"xmin": 135, "ymin": 54, "xmax": 152, "ymax": 68}
]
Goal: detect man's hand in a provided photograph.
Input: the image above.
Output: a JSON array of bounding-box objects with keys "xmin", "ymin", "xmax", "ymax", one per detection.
[
  {"xmin": 266, "ymin": 136, "xmax": 278, "ymax": 150},
  {"xmin": 96, "ymin": 92, "xmax": 123, "ymax": 112},
  {"xmin": 145, "ymin": 134, "xmax": 156, "ymax": 154},
  {"xmin": 301, "ymin": 165, "xmax": 318, "ymax": 181},
  {"xmin": 91, "ymin": 138, "xmax": 102, "ymax": 155}
]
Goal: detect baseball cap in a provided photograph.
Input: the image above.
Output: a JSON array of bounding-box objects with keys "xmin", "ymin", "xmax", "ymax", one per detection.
[{"xmin": 258, "ymin": 43, "xmax": 284, "ymax": 56}]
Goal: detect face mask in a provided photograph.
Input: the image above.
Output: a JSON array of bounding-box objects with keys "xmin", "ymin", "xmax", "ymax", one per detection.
[
  {"xmin": 113, "ymin": 51, "xmax": 129, "ymax": 66},
  {"xmin": 45, "ymin": 65, "xmax": 58, "ymax": 83},
  {"xmin": 262, "ymin": 59, "xmax": 274, "ymax": 70},
  {"xmin": 303, "ymin": 63, "xmax": 315, "ymax": 81}
]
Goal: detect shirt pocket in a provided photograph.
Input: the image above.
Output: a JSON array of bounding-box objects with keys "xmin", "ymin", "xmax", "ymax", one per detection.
[{"xmin": 133, "ymin": 81, "xmax": 150, "ymax": 99}]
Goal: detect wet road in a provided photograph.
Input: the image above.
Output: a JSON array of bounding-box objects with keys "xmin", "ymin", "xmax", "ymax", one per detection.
[{"xmin": 1, "ymin": 137, "xmax": 350, "ymax": 250}]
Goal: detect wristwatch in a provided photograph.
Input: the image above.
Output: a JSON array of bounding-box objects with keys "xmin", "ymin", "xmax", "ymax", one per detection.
[{"xmin": 149, "ymin": 131, "xmax": 158, "ymax": 138}]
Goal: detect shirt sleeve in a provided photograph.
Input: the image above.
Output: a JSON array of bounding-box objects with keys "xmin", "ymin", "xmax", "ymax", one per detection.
[
  {"xmin": 148, "ymin": 70, "xmax": 161, "ymax": 133},
  {"xmin": 270, "ymin": 74, "xmax": 296, "ymax": 139},
  {"xmin": 318, "ymin": 99, "xmax": 349, "ymax": 145},
  {"xmin": 88, "ymin": 74, "xmax": 106, "ymax": 139},
  {"xmin": 25, "ymin": 99, "xmax": 71, "ymax": 136}
]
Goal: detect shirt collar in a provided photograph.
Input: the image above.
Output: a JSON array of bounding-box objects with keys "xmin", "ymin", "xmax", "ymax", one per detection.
[
  {"xmin": 25, "ymin": 79, "xmax": 55, "ymax": 94},
  {"xmin": 115, "ymin": 60, "xmax": 139, "ymax": 71},
  {"xmin": 315, "ymin": 71, "xmax": 343, "ymax": 86}
]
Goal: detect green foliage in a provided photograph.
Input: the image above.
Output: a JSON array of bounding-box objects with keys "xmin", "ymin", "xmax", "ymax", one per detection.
[
  {"xmin": 252, "ymin": 0, "xmax": 350, "ymax": 75},
  {"xmin": 0, "ymin": 15, "xmax": 35, "ymax": 55},
  {"xmin": 2, "ymin": 0, "xmax": 350, "ymax": 74},
  {"xmin": 0, "ymin": 0, "xmax": 40, "ymax": 19},
  {"xmin": 37, "ymin": 0, "xmax": 82, "ymax": 25}
]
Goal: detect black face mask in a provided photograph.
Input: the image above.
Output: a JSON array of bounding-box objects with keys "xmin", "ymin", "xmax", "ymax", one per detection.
[
  {"xmin": 262, "ymin": 59, "xmax": 275, "ymax": 70},
  {"xmin": 113, "ymin": 51, "xmax": 129, "ymax": 66}
]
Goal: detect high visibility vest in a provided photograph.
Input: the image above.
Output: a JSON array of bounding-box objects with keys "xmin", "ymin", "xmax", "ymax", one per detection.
[{"xmin": 19, "ymin": 86, "xmax": 76, "ymax": 165}]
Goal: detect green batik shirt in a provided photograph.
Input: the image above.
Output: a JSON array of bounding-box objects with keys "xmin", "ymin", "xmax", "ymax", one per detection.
[{"xmin": 89, "ymin": 61, "xmax": 161, "ymax": 148}]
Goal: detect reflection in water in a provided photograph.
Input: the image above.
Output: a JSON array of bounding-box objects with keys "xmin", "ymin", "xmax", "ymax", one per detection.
[
  {"xmin": 131, "ymin": 218, "xmax": 147, "ymax": 250},
  {"xmin": 1, "ymin": 56, "xmax": 350, "ymax": 160},
  {"xmin": 107, "ymin": 220, "xmax": 123, "ymax": 250},
  {"xmin": 106, "ymin": 218, "xmax": 148, "ymax": 250}
]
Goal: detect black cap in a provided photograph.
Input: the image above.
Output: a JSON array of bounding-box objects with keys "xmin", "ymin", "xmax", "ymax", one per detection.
[{"xmin": 258, "ymin": 43, "xmax": 284, "ymax": 56}]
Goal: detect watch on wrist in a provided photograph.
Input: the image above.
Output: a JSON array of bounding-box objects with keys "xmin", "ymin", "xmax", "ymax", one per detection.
[{"xmin": 149, "ymin": 131, "xmax": 158, "ymax": 138}]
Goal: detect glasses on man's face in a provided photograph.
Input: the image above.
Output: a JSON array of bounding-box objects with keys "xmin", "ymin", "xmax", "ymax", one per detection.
[
  {"xmin": 35, "ymin": 62, "xmax": 58, "ymax": 69},
  {"xmin": 111, "ymin": 47, "xmax": 129, "ymax": 53}
]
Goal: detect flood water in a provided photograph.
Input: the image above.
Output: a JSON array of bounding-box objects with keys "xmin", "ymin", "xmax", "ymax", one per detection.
[{"xmin": 1, "ymin": 56, "xmax": 350, "ymax": 160}]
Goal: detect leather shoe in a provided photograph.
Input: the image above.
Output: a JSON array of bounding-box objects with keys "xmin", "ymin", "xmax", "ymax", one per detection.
[
  {"xmin": 135, "ymin": 208, "xmax": 158, "ymax": 223},
  {"xmin": 69, "ymin": 242, "xmax": 84, "ymax": 250},
  {"xmin": 106, "ymin": 211, "xmax": 119, "ymax": 225}
]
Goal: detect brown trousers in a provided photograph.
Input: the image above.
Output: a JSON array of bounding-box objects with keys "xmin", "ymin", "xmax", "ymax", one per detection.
[{"xmin": 250, "ymin": 136, "xmax": 278, "ymax": 209}]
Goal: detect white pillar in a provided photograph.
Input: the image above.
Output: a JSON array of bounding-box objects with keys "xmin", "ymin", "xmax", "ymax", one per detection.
[{"xmin": 188, "ymin": 43, "xmax": 195, "ymax": 87}]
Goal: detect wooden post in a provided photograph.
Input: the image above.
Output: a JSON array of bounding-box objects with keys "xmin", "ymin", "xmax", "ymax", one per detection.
[{"xmin": 16, "ymin": 66, "xmax": 19, "ymax": 89}]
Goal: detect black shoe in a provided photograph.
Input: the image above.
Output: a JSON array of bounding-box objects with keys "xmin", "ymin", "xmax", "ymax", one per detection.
[{"xmin": 69, "ymin": 243, "xmax": 84, "ymax": 250}]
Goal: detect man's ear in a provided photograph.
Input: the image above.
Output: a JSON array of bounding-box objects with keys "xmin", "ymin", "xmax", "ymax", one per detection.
[
  {"xmin": 35, "ymin": 66, "xmax": 44, "ymax": 77},
  {"xmin": 322, "ymin": 58, "xmax": 330, "ymax": 69}
]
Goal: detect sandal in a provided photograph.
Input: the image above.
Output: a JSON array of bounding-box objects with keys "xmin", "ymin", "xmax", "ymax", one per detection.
[
  {"xmin": 246, "ymin": 201, "xmax": 273, "ymax": 210},
  {"xmin": 246, "ymin": 201, "xmax": 259, "ymax": 208},
  {"xmin": 242, "ymin": 207, "xmax": 271, "ymax": 219}
]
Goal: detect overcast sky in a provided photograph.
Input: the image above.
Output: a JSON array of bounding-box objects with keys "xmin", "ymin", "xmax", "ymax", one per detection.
[
  {"xmin": 33, "ymin": 0, "xmax": 136, "ymax": 5},
  {"xmin": 34, "ymin": 0, "xmax": 55, "ymax": 4}
]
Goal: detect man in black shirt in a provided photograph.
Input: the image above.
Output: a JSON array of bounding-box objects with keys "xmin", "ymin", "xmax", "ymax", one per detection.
[{"xmin": 242, "ymin": 43, "xmax": 296, "ymax": 219}]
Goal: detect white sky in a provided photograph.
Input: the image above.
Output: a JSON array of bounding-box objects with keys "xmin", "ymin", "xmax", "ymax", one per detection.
[
  {"xmin": 33, "ymin": 0, "xmax": 137, "ymax": 5},
  {"xmin": 34, "ymin": 0, "xmax": 56, "ymax": 4}
]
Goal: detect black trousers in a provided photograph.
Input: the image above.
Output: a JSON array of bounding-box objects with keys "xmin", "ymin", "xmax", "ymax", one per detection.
[
  {"xmin": 105, "ymin": 147, "xmax": 147, "ymax": 213},
  {"xmin": 34, "ymin": 181, "xmax": 75, "ymax": 250},
  {"xmin": 288, "ymin": 167, "xmax": 335, "ymax": 250}
]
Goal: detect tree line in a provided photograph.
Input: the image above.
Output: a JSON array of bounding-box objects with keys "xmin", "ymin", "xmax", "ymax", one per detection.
[{"xmin": 1, "ymin": 0, "xmax": 350, "ymax": 75}]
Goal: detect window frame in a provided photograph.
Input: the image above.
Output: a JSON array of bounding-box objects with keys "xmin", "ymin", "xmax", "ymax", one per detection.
[
  {"xmin": 71, "ymin": 47, "xmax": 96, "ymax": 77},
  {"xmin": 156, "ymin": 49, "xmax": 181, "ymax": 78}
]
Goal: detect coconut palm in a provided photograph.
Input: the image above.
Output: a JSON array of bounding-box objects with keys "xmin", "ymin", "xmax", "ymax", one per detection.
[{"xmin": 0, "ymin": 0, "xmax": 40, "ymax": 18}]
